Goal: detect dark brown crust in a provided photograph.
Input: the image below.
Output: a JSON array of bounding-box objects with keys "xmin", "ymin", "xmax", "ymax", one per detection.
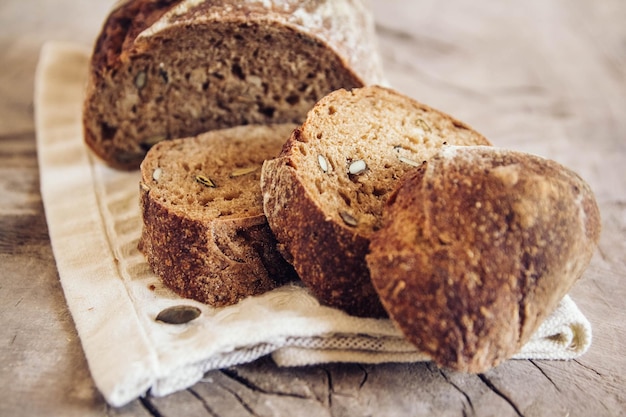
[
  {"xmin": 366, "ymin": 146, "xmax": 601, "ymax": 372},
  {"xmin": 90, "ymin": 0, "xmax": 183, "ymax": 74},
  {"xmin": 138, "ymin": 182, "xmax": 297, "ymax": 307},
  {"xmin": 84, "ymin": 0, "xmax": 185, "ymax": 170}
]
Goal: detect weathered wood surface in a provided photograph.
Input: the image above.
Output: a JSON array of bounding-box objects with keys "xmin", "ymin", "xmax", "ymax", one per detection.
[{"xmin": 1, "ymin": 0, "xmax": 625, "ymax": 416}]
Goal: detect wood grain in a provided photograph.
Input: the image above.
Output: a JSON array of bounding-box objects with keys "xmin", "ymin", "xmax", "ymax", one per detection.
[{"xmin": 0, "ymin": 0, "xmax": 624, "ymax": 416}]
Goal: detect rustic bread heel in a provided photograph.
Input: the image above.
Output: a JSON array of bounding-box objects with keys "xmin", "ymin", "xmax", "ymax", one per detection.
[{"xmin": 366, "ymin": 146, "xmax": 601, "ymax": 372}]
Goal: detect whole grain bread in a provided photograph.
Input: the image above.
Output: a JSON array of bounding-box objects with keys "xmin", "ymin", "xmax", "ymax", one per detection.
[
  {"xmin": 260, "ymin": 86, "xmax": 491, "ymax": 317},
  {"xmin": 366, "ymin": 146, "xmax": 601, "ymax": 372},
  {"xmin": 138, "ymin": 123, "xmax": 298, "ymax": 307},
  {"xmin": 83, "ymin": 0, "xmax": 384, "ymax": 170}
]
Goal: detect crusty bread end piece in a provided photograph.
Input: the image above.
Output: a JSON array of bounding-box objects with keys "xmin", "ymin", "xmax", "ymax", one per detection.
[
  {"xmin": 366, "ymin": 146, "xmax": 601, "ymax": 372},
  {"xmin": 139, "ymin": 124, "xmax": 298, "ymax": 307}
]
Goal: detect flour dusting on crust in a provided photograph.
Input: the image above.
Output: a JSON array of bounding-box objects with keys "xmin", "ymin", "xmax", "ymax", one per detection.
[{"xmin": 137, "ymin": 0, "xmax": 384, "ymax": 85}]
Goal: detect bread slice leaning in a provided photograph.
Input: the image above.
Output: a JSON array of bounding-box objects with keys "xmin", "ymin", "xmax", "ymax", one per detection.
[
  {"xmin": 366, "ymin": 146, "xmax": 601, "ymax": 372},
  {"xmin": 260, "ymin": 86, "xmax": 491, "ymax": 317},
  {"xmin": 139, "ymin": 124, "xmax": 298, "ymax": 307},
  {"xmin": 83, "ymin": 0, "xmax": 384, "ymax": 169}
]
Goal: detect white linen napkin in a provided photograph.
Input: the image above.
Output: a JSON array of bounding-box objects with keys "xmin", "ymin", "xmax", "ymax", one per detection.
[{"xmin": 34, "ymin": 41, "xmax": 592, "ymax": 408}]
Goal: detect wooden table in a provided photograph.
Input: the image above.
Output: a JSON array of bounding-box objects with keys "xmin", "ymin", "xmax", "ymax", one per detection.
[{"xmin": 1, "ymin": 0, "xmax": 624, "ymax": 415}]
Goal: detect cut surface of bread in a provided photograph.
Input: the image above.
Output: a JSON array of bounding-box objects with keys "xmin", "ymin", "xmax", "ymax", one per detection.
[
  {"xmin": 261, "ymin": 86, "xmax": 491, "ymax": 317},
  {"xmin": 84, "ymin": 0, "xmax": 384, "ymax": 169},
  {"xmin": 366, "ymin": 146, "xmax": 601, "ymax": 372},
  {"xmin": 139, "ymin": 123, "xmax": 298, "ymax": 307}
]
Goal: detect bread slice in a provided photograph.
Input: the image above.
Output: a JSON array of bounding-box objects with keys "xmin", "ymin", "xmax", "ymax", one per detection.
[
  {"xmin": 83, "ymin": 0, "xmax": 384, "ymax": 169},
  {"xmin": 138, "ymin": 124, "xmax": 298, "ymax": 307},
  {"xmin": 366, "ymin": 146, "xmax": 601, "ymax": 372},
  {"xmin": 260, "ymin": 86, "xmax": 491, "ymax": 317}
]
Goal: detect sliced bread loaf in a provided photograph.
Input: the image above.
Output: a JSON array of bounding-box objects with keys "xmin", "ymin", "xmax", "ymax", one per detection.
[
  {"xmin": 260, "ymin": 86, "xmax": 491, "ymax": 317},
  {"xmin": 138, "ymin": 123, "xmax": 298, "ymax": 307},
  {"xmin": 83, "ymin": 0, "xmax": 384, "ymax": 169},
  {"xmin": 366, "ymin": 146, "xmax": 601, "ymax": 372}
]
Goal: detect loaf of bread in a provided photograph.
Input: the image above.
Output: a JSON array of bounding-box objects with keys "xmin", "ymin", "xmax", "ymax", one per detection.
[
  {"xmin": 138, "ymin": 124, "xmax": 298, "ymax": 307},
  {"xmin": 83, "ymin": 0, "xmax": 384, "ymax": 169},
  {"xmin": 260, "ymin": 86, "xmax": 491, "ymax": 317},
  {"xmin": 366, "ymin": 146, "xmax": 601, "ymax": 372}
]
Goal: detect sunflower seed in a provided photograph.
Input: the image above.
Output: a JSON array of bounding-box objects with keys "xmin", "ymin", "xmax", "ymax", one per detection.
[
  {"xmin": 152, "ymin": 167, "xmax": 162, "ymax": 181},
  {"xmin": 156, "ymin": 305, "xmax": 201, "ymax": 324}
]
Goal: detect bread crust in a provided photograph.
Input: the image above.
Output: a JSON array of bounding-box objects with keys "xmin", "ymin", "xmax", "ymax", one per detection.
[
  {"xmin": 83, "ymin": 0, "xmax": 384, "ymax": 169},
  {"xmin": 139, "ymin": 190, "xmax": 294, "ymax": 306},
  {"xmin": 138, "ymin": 124, "xmax": 298, "ymax": 307},
  {"xmin": 261, "ymin": 86, "xmax": 490, "ymax": 317},
  {"xmin": 262, "ymin": 147, "xmax": 384, "ymax": 317},
  {"xmin": 366, "ymin": 146, "xmax": 601, "ymax": 372}
]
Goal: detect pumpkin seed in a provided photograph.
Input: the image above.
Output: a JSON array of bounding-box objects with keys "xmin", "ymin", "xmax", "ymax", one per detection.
[
  {"xmin": 398, "ymin": 156, "xmax": 421, "ymax": 167},
  {"xmin": 152, "ymin": 167, "xmax": 162, "ymax": 181},
  {"xmin": 348, "ymin": 159, "xmax": 367, "ymax": 175},
  {"xmin": 156, "ymin": 305, "xmax": 201, "ymax": 324},
  {"xmin": 416, "ymin": 118, "xmax": 432, "ymax": 133},
  {"xmin": 318, "ymin": 154, "xmax": 329, "ymax": 173}
]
